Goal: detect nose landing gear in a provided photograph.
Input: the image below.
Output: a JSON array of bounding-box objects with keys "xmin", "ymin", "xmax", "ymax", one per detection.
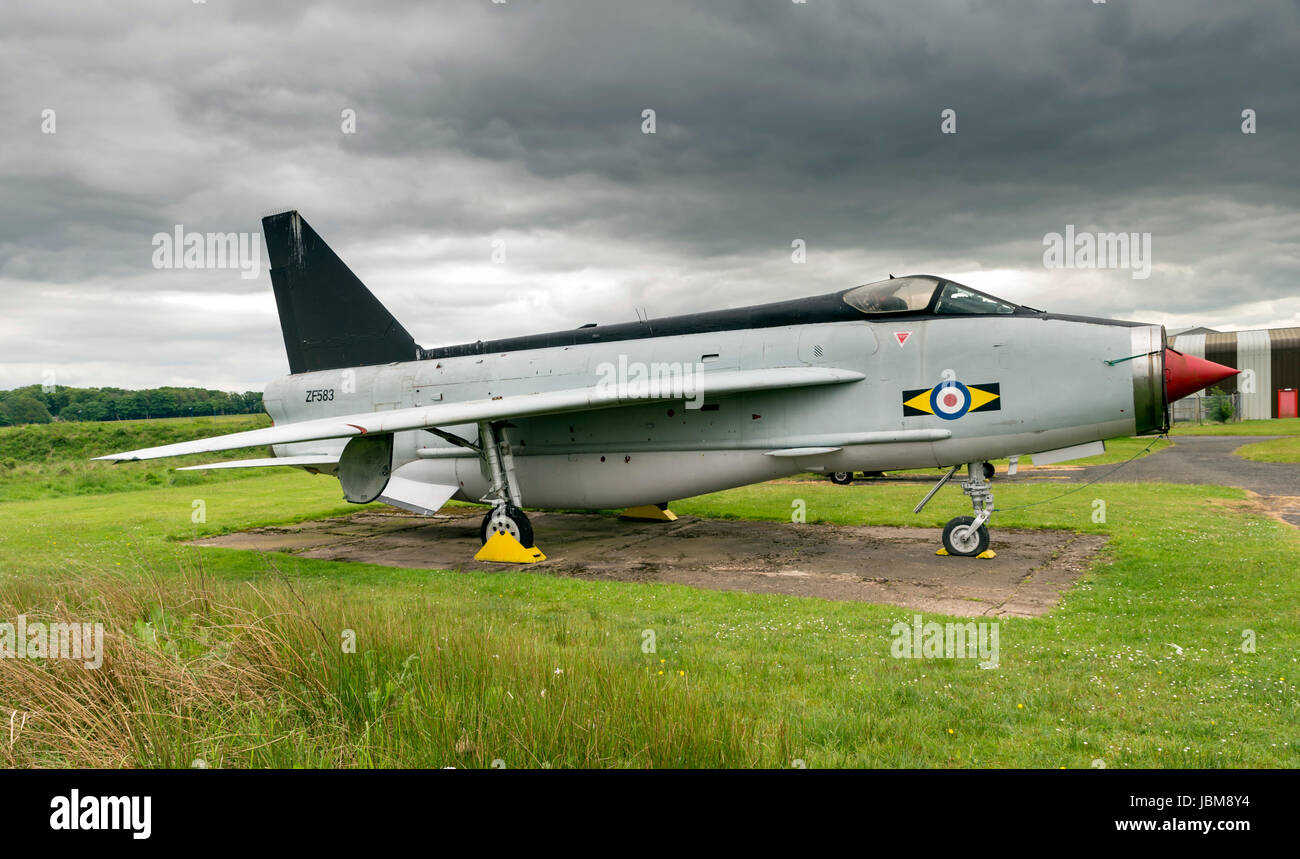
[
  {"xmin": 942, "ymin": 516, "xmax": 989, "ymax": 557},
  {"xmin": 915, "ymin": 461, "xmax": 998, "ymax": 559}
]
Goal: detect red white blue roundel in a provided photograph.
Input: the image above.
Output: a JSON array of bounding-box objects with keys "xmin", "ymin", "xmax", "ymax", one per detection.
[
  {"xmin": 930, "ymin": 381, "xmax": 970, "ymax": 420},
  {"xmin": 902, "ymin": 381, "xmax": 1001, "ymax": 419}
]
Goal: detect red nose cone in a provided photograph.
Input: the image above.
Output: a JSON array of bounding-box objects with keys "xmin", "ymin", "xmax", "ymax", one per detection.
[{"xmin": 1164, "ymin": 349, "xmax": 1239, "ymax": 403}]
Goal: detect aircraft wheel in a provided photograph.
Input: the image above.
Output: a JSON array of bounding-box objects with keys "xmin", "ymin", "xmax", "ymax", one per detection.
[
  {"xmin": 942, "ymin": 516, "xmax": 989, "ymax": 557},
  {"xmin": 830, "ymin": 471, "xmax": 854, "ymax": 485},
  {"xmin": 481, "ymin": 505, "xmax": 534, "ymax": 548},
  {"xmin": 982, "ymin": 461, "xmax": 995, "ymax": 481}
]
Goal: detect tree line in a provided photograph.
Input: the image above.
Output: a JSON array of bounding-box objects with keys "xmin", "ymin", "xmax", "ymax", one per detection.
[{"xmin": 0, "ymin": 385, "xmax": 264, "ymax": 426}]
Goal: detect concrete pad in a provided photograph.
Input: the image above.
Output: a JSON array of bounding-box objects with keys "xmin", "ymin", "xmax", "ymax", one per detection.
[{"xmin": 192, "ymin": 509, "xmax": 1105, "ymax": 618}]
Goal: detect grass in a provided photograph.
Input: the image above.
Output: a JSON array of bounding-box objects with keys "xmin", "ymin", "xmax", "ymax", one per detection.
[
  {"xmin": 0, "ymin": 563, "xmax": 759, "ymax": 768},
  {"xmin": 0, "ymin": 413, "xmax": 266, "ymax": 461},
  {"xmin": 1169, "ymin": 418, "xmax": 1300, "ymax": 436},
  {"xmin": 1235, "ymin": 436, "xmax": 1300, "ymax": 463},
  {"xmin": 1025, "ymin": 434, "xmax": 1170, "ymax": 465},
  {"xmin": 874, "ymin": 435, "xmax": 1171, "ymax": 478},
  {"xmin": 0, "ymin": 414, "xmax": 272, "ymax": 501},
  {"xmin": 0, "ymin": 417, "xmax": 1297, "ymax": 767}
]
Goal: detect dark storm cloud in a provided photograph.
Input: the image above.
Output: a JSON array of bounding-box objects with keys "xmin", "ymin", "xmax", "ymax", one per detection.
[{"xmin": 1, "ymin": 0, "xmax": 1297, "ymax": 388}]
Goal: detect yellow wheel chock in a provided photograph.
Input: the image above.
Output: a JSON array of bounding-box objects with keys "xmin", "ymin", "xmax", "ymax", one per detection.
[
  {"xmin": 935, "ymin": 548, "xmax": 997, "ymax": 559},
  {"xmin": 474, "ymin": 532, "xmax": 547, "ymax": 564},
  {"xmin": 619, "ymin": 504, "xmax": 679, "ymax": 522}
]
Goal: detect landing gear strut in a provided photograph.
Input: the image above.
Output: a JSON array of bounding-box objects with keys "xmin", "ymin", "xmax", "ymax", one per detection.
[
  {"xmin": 915, "ymin": 461, "xmax": 997, "ymax": 559},
  {"xmin": 473, "ymin": 421, "xmax": 545, "ymax": 562}
]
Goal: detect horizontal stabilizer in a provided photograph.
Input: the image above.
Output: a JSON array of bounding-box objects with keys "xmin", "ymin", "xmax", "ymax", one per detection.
[{"xmin": 94, "ymin": 366, "xmax": 865, "ymax": 462}]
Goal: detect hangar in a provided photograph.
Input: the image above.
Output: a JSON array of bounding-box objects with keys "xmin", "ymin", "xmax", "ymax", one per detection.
[{"xmin": 1169, "ymin": 326, "xmax": 1300, "ymax": 419}]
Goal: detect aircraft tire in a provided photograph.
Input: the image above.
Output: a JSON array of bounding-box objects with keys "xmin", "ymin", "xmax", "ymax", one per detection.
[
  {"xmin": 481, "ymin": 505, "xmax": 534, "ymax": 548},
  {"xmin": 829, "ymin": 472, "xmax": 854, "ymax": 485},
  {"xmin": 942, "ymin": 516, "xmax": 990, "ymax": 557}
]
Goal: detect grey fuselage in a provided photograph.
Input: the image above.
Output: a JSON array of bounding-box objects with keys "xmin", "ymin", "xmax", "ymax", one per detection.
[{"xmin": 263, "ymin": 311, "xmax": 1165, "ymax": 510}]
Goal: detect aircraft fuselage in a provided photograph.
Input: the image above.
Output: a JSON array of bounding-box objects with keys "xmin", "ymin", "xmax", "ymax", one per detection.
[{"xmin": 264, "ymin": 313, "xmax": 1164, "ymax": 509}]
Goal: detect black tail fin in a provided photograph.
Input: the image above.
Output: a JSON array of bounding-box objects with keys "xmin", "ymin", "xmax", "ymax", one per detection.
[{"xmin": 262, "ymin": 211, "xmax": 419, "ymax": 374}]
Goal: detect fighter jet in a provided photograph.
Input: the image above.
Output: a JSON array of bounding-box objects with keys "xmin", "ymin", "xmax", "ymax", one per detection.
[{"xmin": 96, "ymin": 211, "xmax": 1238, "ymax": 560}]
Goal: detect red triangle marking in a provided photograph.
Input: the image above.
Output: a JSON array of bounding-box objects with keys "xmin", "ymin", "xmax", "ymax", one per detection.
[{"xmin": 894, "ymin": 331, "xmax": 912, "ymax": 347}]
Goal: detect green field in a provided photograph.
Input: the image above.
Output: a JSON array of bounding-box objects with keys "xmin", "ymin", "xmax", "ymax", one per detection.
[
  {"xmin": 1236, "ymin": 436, "xmax": 1300, "ymax": 463},
  {"xmin": 0, "ymin": 414, "xmax": 272, "ymax": 502},
  {"xmin": 1171, "ymin": 418, "xmax": 1300, "ymax": 462},
  {"xmin": 1169, "ymin": 417, "xmax": 1300, "ymax": 436},
  {"xmin": 0, "ymin": 418, "xmax": 1297, "ymax": 768},
  {"xmin": 879, "ymin": 435, "xmax": 1171, "ymax": 479}
]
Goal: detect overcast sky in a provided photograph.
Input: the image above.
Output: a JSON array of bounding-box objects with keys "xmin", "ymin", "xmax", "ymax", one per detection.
[{"xmin": 2, "ymin": 0, "xmax": 1297, "ymax": 392}]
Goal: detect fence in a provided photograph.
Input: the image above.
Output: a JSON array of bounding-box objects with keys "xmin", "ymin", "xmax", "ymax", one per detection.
[{"xmin": 1170, "ymin": 392, "xmax": 1242, "ymax": 425}]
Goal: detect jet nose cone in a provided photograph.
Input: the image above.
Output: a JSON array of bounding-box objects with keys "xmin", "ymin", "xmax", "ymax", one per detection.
[{"xmin": 1164, "ymin": 349, "xmax": 1239, "ymax": 402}]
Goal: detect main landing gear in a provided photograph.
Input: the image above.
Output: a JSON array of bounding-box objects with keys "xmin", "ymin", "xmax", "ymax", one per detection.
[
  {"xmin": 472, "ymin": 421, "xmax": 546, "ymax": 563},
  {"xmin": 914, "ymin": 461, "xmax": 998, "ymax": 559},
  {"xmin": 829, "ymin": 470, "xmax": 887, "ymax": 485}
]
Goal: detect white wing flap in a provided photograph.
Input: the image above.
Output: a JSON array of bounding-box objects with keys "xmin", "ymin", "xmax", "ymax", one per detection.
[
  {"xmin": 377, "ymin": 478, "xmax": 460, "ymax": 516},
  {"xmin": 95, "ymin": 367, "xmax": 864, "ymax": 463}
]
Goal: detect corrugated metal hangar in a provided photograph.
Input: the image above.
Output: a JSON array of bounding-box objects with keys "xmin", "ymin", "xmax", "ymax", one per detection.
[{"xmin": 1169, "ymin": 326, "xmax": 1300, "ymax": 419}]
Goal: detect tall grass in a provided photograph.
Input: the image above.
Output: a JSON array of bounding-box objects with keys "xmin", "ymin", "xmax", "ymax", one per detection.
[
  {"xmin": 0, "ymin": 558, "xmax": 776, "ymax": 768},
  {"xmin": 0, "ymin": 414, "xmax": 270, "ymax": 463},
  {"xmin": 0, "ymin": 415, "xmax": 274, "ymax": 501}
]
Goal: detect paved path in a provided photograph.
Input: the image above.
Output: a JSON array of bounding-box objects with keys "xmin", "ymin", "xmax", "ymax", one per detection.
[{"xmin": 1012, "ymin": 435, "xmax": 1300, "ymax": 526}]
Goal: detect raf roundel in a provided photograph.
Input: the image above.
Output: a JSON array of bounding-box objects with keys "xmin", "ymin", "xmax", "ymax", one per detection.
[
  {"xmin": 930, "ymin": 381, "xmax": 970, "ymax": 420},
  {"xmin": 901, "ymin": 380, "xmax": 1001, "ymax": 419}
]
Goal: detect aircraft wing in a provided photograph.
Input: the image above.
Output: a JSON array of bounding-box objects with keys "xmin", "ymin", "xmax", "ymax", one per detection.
[
  {"xmin": 175, "ymin": 455, "xmax": 340, "ymax": 471},
  {"xmin": 94, "ymin": 366, "xmax": 865, "ymax": 462}
]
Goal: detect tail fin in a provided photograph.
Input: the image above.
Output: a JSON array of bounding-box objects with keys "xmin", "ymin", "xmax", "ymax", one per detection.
[{"xmin": 263, "ymin": 211, "xmax": 419, "ymax": 374}]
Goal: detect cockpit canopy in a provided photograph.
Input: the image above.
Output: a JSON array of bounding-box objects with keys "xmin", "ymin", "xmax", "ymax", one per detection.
[{"xmin": 841, "ymin": 276, "xmax": 1017, "ymax": 317}]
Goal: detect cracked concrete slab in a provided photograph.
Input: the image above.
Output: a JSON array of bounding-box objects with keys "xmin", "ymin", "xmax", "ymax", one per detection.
[{"xmin": 191, "ymin": 509, "xmax": 1105, "ymax": 618}]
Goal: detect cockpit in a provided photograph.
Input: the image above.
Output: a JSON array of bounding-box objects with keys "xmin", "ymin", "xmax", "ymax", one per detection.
[{"xmin": 841, "ymin": 276, "xmax": 1018, "ymax": 317}]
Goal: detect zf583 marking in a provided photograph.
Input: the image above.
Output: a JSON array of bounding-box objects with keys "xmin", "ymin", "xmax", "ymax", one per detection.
[{"xmin": 305, "ymin": 388, "xmax": 335, "ymax": 403}]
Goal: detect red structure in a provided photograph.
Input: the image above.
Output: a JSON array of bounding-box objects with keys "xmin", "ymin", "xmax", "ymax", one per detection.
[{"xmin": 1279, "ymin": 389, "xmax": 1298, "ymax": 419}]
